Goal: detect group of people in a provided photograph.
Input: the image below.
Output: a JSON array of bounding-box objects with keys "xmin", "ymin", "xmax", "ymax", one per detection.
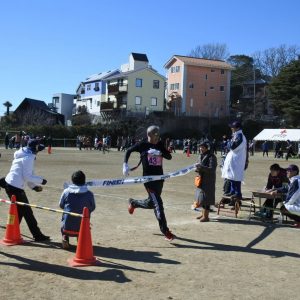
[{"xmin": 1, "ymin": 123, "xmax": 299, "ymax": 251}]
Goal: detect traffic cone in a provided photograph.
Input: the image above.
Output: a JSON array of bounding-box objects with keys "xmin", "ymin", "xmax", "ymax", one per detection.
[
  {"xmin": 187, "ymin": 148, "xmax": 190, "ymax": 157},
  {"xmin": 47, "ymin": 145, "xmax": 52, "ymax": 154},
  {"xmin": 0, "ymin": 195, "xmax": 25, "ymax": 246},
  {"xmin": 68, "ymin": 207, "xmax": 100, "ymax": 267}
]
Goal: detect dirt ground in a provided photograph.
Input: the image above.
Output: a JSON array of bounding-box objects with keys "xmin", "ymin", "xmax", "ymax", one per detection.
[{"xmin": 0, "ymin": 147, "xmax": 299, "ymax": 300}]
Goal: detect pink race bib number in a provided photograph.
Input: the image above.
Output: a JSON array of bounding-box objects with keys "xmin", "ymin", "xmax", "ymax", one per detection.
[{"xmin": 147, "ymin": 154, "xmax": 162, "ymax": 166}]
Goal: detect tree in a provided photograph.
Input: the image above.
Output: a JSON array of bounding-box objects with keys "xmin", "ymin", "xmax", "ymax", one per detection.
[
  {"xmin": 188, "ymin": 43, "xmax": 229, "ymax": 60},
  {"xmin": 269, "ymin": 59, "xmax": 300, "ymax": 127},
  {"xmin": 253, "ymin": 44, "xmax": 299, "ymax": 77},
  {"xmin": 3, "ymin": 101, "xmax": 13, "ymax": 116}
]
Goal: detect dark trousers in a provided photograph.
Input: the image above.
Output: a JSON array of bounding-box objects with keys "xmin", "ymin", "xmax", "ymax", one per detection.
[
  {"xmin": 5, "ymin": 184, "xmax": 43, "ymax": 238},
  {"xmin": 230, "ymin": 180, "xmax": 242, "ymax": 197},
  {"xmin": 131, "ymin": 180, "xmax": 169, "ymax": 235}
]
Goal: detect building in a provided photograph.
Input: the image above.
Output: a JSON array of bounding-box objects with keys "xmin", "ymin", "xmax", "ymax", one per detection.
[
  {"xmin": 14, "ymin": 98, "xmax": 64, "ymax": 126},
  {"xmin": 104, "ymin": 53, "xmax": 166, "ymax": 120},
  {"xmin": 164, "ymin": 55, "xmax": 233, "ymax": 117},
  {"xmin": 74, "ymin": 69, "xmax": 120, "ymax": 116},
  {"xmin": 51, "ymin": 93, "xmax": 76, "ymax": 125}
]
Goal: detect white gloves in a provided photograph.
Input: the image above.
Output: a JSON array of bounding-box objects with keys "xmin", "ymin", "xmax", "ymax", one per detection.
[
  {"xmin": 148, "ymin": 148, "xmax": 161, "ymax": 156},
  {"xmin": 123, "ymin": 162, "xmax": 130, "ymax": 176}
]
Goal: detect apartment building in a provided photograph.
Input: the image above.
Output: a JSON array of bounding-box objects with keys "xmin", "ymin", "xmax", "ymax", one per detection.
[
  {"xmin": 164, "ymin": 55, "xmax": 233, "ymax": 117},
  {"xmin": 104, "ymin": 53, "xmax": 166, "ymax": 118}
]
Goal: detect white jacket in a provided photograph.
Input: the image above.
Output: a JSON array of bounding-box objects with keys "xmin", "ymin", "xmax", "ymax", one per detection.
[
  {"xmin": 5, "ymin": 147, "xmax": 44, "ymax": 190},
  {"xmin": 284, "ymin": 175, "xmax": 300, "ymax": 216},
  {"xmin": 221, "ymin": 130, "xmax": 247, "ymax": 181}
]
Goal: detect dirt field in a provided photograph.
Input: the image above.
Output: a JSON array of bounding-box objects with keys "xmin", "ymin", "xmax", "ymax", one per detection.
[{"xmin": 0, "ymin": 147, "xmax": 299, "ymax": 300}]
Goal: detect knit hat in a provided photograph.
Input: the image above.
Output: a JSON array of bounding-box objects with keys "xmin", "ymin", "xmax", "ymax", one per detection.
[{"xmin": 27, "ymin": 139, "xmax": 45, "ymax": 153}]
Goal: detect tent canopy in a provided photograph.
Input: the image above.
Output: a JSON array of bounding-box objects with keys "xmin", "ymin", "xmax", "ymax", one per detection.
[{"xmin": 253, "ymin": 129, "xmax": 300, "ymax": 142}]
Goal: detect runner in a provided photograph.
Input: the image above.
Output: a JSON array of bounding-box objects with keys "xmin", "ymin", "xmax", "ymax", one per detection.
[{"xmin": 122, "ymin": 125, "xmax": 174, "ymax": 241}]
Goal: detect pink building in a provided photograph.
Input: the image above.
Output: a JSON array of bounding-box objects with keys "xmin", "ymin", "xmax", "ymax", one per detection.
[{"xmin": 164, "ymin": 55, "xmax": 233, "ymax": 117}]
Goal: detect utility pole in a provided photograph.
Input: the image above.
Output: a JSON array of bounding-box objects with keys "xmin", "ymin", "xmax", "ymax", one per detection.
[{"xmin": 253, "ymin": 64, "xmax": 256, "ymax": 119}]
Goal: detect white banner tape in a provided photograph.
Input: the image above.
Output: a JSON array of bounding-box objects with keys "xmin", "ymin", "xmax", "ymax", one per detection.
[{"xmin": 63, "ymin": 164, "xmax": 196, "ymax": 188}]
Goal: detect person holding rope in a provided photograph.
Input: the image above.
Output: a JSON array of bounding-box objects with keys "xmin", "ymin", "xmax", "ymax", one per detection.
[
  {"xmin": 122, "ymin": 125, "xmax": 175, "ymax": 241},
  {"xmin": 1, "ymin": 139, "xmax": 50, "ymax": 241},
  {"xmin": 59, "ymin": 170, "xmax": 95, "ymax": 249}
]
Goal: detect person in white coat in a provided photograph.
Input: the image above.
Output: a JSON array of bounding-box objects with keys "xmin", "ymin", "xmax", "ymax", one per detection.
[
  {"xmin": 221, "ymin": 121, "xmax": 248, "ymax": 199},
  {"xmin": 280, "ymin": 164, "xmax": 300, "ymax": 228},
  {"xmin": 3, "ymin": 139, "xmax": 49, "ymax": 241}
]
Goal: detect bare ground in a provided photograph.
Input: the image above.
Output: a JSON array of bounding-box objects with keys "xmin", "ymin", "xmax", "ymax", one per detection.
[{"xmin": 0, "ymin": 147, "xmax": 299, "ymax": 300}]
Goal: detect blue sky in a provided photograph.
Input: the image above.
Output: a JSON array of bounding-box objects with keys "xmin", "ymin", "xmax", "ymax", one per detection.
[{"xmin": 0, "ymin": 0, "xmax": 299, "ymax": 115}]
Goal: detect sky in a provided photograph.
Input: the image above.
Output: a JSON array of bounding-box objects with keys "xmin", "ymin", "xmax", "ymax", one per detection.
[{"xmin": 0, "ymin": 0, "xmax": 299, "ymax": 115}]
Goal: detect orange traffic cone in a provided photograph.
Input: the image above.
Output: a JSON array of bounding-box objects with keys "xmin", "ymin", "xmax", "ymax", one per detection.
[
  {"xmin": 0, "ymin": 195, "xmax": 25, "ymax": 246},
  {"xmin": 68, "ymin": 207, "xmax": 100, "ymax": 267},
  {"xmin": 187, "ymin": 148, "xmax": 190, "ymax": 157}
]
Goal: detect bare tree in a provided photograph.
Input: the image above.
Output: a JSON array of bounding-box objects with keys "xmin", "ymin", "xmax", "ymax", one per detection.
[
  {"xmin": 253, "ymin": 44, "xmax": 299, "ymax": 77},
  {"xmin": 189, "ymin": 43, "xmax": 230, "ymax": 60}
]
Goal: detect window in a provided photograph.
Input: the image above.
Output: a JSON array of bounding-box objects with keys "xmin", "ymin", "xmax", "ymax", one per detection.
[
  {"xmin": 220, "ymin": 86, "xmax": 225, "ymax": 92},
  {"xmin": 94, "ymin": 82, "xmax": 99, "ymax": 91},
  {"xmin": 136, "ymin": 78, "xmax": 143, "ymax": 87},
  {"xmin": 190, "ymin": 98, "xmax": 193, "ymax": 108},
  {"xmin": 205, "ymin": 74, "xmax": 208, "ymax": 80},
  {"xmin": 87, "ymin": 84, "xmax": 91, "ymax": 91},
  {"xmin": 153, "ymin": 80, "xmax": 159, "ymax": 89},
  {"xmin": 211, "ymin": 69, "xmax": 215, "ymax": 72},
  {"xmin": 135, "ymin": 96, "xmax": 142, "ymax": 105},
  {"xmin": 210, "ymin": 86, "xmax": 214, "ymax": 90},
  {"xmin": 189, "ymin": 83, "xmax": 194, "ymax": 88},
  {"xmin": 53, "ymin": 97, "xmax": 59, "ymax": 104},
  {"xmin": 175, "ymin": 83, "xmax": 179, "ymax": 90},
  {"xmin": 151, "ymin": 97, "xmax": 157, "ymax": 106},
  {"xmin": 221, "ymin": 69, "xmax": 225, "ymax": 74},
  {"xmin": 171, "ymin": 66, "xmax": 180, "ymax": 73},
  {"xmin": 205, "ymin": 91, "xmax": 207, "ymax": 96},
  {"xmin": 97, "ymin": 101, "xmax": 100, "ymax": 107},
  {"xmin": 170, "ymin": 84, "xmax": 174, "ymax": 90}
]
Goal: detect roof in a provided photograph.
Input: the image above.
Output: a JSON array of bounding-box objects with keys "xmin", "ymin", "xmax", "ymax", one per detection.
[
  {"xmin": 85, "ymin": 69, "xmax": 120, "ymax": 83},
  {"xmin": 15, "ymin": 98, "xmax": 62, "ymax": 116},
  {"xmin": 253, "ymin": 129, "xmax": 300, "ymax": 141},
  {"xmin": 131, "ymin": 53, "xmax": 148, "ymax": 62},
  {"xmin": 103, "ymin": 66, "xmax": 166, "ymax": 81},
  {"xmin": 164, "ymin": 55, "xmax": 233, "ymax": 70}
]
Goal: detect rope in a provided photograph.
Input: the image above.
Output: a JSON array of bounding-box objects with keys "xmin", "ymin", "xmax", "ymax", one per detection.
[{"xmin": 0, "ymin": 199, "xmax": 82, "ymax": 217}]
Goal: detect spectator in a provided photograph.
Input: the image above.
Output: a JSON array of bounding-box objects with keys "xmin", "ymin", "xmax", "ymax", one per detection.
[
  {"xmin": 279, "ymin": 164, "xmax": 300, "ymax": 228},
  {"xmin": 221, "ymin": 121, "xmax": 248, "ymax": 200}
]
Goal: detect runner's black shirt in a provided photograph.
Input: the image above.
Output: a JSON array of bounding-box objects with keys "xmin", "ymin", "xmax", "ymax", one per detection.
[{"xmin": 125, "ymin": 140, "xmax": 172, "ymax": 176}]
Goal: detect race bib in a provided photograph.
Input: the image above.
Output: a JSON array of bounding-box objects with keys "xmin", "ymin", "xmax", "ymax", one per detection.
[{"xmin": 147, "ymin": 154, "xmax": 162, "ymax": 166}]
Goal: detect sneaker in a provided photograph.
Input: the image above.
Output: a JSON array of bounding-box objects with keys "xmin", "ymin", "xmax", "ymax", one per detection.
[
  {"xmin": 62, "ymin": 235, "xmax": 70, "ymax": 250},
  {"xmin": 164, "ymin": 231, "xmax": 175, "ymax": 241},
  {"xmin": 128, "ymin": 198, "xmax": 135, "ymax": 215},
  {"xmin": 34, "ymin": 234, "xmax": 50, "ymax": 242}
]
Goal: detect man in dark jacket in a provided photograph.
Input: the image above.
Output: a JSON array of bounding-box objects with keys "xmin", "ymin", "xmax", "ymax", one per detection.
[{"xmin": 122, "ymin": 125, "xmax": 174, "ymax": 241}]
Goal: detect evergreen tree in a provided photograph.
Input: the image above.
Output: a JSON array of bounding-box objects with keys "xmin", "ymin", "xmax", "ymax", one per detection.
[{"xmin": 269, "ymin": 59, "xmax": 300, "ymax": 127}]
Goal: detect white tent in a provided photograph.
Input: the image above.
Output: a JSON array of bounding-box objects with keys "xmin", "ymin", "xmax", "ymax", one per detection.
[{"xmin": 253, "ymin": 129, "xmax": 300, "ymax": 141}]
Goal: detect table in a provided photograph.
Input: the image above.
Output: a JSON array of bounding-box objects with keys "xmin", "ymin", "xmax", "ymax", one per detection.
[{"xmin": 250, "ymin": 191, "xmax": 285, "ymax": 222}]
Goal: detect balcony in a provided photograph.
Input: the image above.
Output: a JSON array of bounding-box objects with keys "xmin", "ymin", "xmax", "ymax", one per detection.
[
  {"xmin": 100, "ymin": 102, "xmax": 114, "ymax": 110},
  {"xmin": 108, "ymin": 84, "xmax": 128, "ymax": 95}
]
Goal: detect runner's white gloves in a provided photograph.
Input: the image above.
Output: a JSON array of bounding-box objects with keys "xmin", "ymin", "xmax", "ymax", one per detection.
[
  {"xmin": 148, "ymin": 148, "xmax": 161, "ymax": 156},
  {"xmin": 123, "ymin": 162, "xmax": 130, "ymax": 176}
]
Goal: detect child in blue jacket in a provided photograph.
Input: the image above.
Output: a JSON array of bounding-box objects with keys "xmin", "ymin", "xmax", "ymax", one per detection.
[{"xmin": 59, "ymin": 170, "xmax": 95, "ymax": 249}]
